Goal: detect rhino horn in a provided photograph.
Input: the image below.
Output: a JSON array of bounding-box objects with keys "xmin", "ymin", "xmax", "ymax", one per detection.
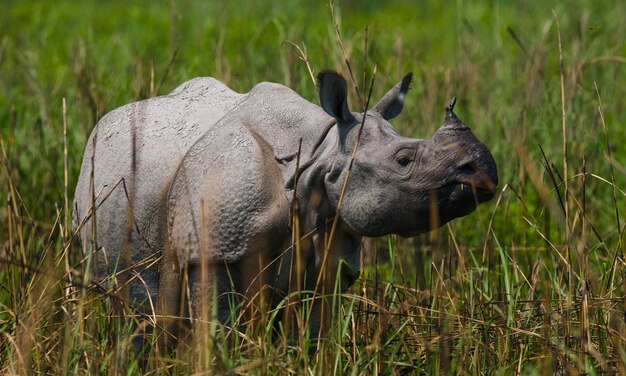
[
  {"xmin": 372, "ymin": 72, "xmax": 413, "ymax": 120},
  {"xmin": 442, "ymin": 96, "xmax": 468, "ymax": 130}
]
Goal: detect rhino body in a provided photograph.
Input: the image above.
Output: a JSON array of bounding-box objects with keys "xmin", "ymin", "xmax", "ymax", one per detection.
[{"xmin": 73, "ymin": 71, "xmax": 498, "ymax": 338}]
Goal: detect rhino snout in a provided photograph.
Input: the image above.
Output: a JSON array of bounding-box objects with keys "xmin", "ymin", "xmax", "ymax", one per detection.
[{"xmin": 454, "ymin": 156, "xmax": 498, "ymax": 203}]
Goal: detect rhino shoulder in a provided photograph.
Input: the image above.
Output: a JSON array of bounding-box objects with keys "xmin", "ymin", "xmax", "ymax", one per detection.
[{"xmin": 167, "ymin": 120, "xmax": 290, "ymax": 266}]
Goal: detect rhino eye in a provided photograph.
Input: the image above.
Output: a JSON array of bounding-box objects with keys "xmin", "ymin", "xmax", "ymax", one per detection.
[
  {"xmin": 394, "ymin": 148, "xmax": 415, "ymax": 170},
  {"xmin": 397, "ymin": 156, "xmax": 412, "ymax": 167}
]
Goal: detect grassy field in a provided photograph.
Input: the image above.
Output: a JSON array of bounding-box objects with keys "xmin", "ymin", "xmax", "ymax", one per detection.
[{"xmin": 1, "ymin": 0, "xmax": 625, "ymax": 374}]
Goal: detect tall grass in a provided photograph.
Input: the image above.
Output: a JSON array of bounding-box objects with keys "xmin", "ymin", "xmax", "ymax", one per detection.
[{"xmin": 1, "ymin": 0, "xmax": 625, "ymax": 373}]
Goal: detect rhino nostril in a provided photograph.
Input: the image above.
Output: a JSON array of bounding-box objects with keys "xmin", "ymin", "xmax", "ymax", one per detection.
[
  {"xmin": 458, "ymin": 162, "xmax": 476, "ymax": 175},
  {"xmin": 456, "ymin": 162, "xmax": 498, "ymax": 193}
]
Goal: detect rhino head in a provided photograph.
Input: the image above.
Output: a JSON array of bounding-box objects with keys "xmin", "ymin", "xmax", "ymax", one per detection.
[{"xmin": 318, "ymin": 71, "xmax": 498, "ymax": 237}]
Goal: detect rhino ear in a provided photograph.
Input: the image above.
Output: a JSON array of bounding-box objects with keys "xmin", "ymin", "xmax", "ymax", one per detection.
[
  {"xmin": 372, "ymin": 72, "xmax": 413, "ymax": 120},
  {"xmin": 318, "ymin": 70, "xmax": 356, "ymax": 125}
]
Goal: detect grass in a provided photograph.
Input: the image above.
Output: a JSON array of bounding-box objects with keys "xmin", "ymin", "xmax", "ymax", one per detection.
[{"xmin": 1, "ymin": 0, "xmax": 625, "ymax": 374}]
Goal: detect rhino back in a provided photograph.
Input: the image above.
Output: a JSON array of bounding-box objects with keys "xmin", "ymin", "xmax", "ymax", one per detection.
[{"xmin": 73, "ymin": 77, "xmax": 242, "ymax": 305}]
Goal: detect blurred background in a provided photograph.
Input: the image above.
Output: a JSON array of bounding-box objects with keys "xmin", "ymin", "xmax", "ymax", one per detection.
[{"xmin": 1, "ymin": 0, "xmax": 625, "ymax": 373}]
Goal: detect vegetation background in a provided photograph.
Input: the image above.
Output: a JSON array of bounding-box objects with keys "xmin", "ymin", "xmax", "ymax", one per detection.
[{"xmin": 1, "ymin": 0, "xmax": 625, "ymax": 374}]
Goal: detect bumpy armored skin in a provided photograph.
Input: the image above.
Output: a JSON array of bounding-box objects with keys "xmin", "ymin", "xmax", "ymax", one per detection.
[
  {"xmin": 73, "ymin": 78, "xmax": 242, "ymax": 303},
  {"xmin": 73, "ymin": 71, "xmax": 498, "ymax": 340}
]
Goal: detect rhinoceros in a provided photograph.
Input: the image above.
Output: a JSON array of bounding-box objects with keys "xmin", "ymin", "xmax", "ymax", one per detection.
[{"xmin": 73, "ymin": 71, "xmax": 498, "ymax": 341}]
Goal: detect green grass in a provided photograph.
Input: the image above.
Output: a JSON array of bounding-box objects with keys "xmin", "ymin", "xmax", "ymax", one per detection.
[{"xmin": 1, "ymin": 0, "xmax": 625, "ymax": 374}]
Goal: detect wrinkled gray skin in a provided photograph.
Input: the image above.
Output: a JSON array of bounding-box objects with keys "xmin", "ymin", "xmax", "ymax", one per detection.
[{"xmin": 73, "ymin": 71, "xmax": 498, "ymax": 340}]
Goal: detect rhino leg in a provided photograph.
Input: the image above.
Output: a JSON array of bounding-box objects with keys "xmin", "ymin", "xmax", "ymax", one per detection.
[
  {"xmin": 182, "ymin": 239, "xmax": 285, "ymax": 338},
  {"xmin": 165, "ymin": 122, "xmax": 290, "ymax": 340},
  {"xmin": 306, "ymin": 224, "xmax": 361, "ymax": 341},
  {"xmin": 187, "ymin": 262, "xmax": 239, "ymax": 327},
  {"xmin": 155, "ymin": 257, "xmax": 237, "ymax": 353},
  {"xmin": 155, "ymin": 242, "xmax": 182, "ymax": 352},
  {"xmin": 237, "ymin": 248, "xmax": 282, "ymax": 326}
]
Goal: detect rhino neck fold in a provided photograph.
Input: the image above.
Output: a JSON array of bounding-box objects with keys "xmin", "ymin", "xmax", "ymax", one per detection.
[
  {"xmin": 279, "ymin": 117, "xmax": 337, "ymax": 195},
  {"xmin": 236, "ymin": 82, "xmax": 338, "ymax": 202},
  {"xmin": 231, "ymin": 82, "xmax": 364, "ymax": 283},
  {"xmin": 290, "ymin": 130, "xmax": 363, "ymax": 270}
]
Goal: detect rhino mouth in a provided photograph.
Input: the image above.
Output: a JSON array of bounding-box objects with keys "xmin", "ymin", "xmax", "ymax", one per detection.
[{"xmin": 453, "ymin": 180, "xmax": 496, "ymax": 203}]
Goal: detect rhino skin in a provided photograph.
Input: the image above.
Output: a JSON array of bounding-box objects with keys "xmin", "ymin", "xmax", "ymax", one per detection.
[{"xmin": 73, "ymin": 71, "xmax": 498, "ymax": 340}]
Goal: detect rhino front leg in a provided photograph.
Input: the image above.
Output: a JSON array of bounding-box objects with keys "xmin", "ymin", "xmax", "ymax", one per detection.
[
  {"xmin": 155, "ymin": 246, "xmax": 182, "ymax": 353},
  {"xmin": 186, "ymin": 250, "xmax": 283, "ymax": 335},
  {"xmin": 194, "ymin": 264, "xmax": 233, "ymax": 322},
  {"xmin": 300, "ymin": 224, "xmax": 362, "ymax": 343},
  {"xmin": 187, "ymin": 262, "xmax": 245, "ymax": 333}
]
